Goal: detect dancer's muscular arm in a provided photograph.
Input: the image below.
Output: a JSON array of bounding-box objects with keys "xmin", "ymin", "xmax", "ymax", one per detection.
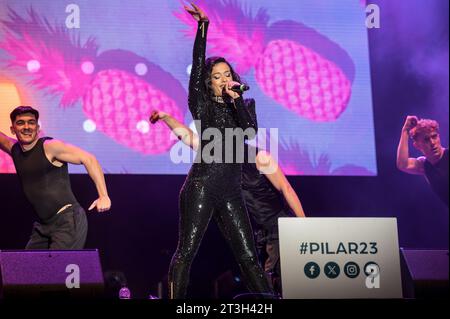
[
  {"xmin": 0, "ymin": 131, "xmax": 16, "ymax": 155},
  {"xmin": 150, "ymin": 110, "xmax": 199, "ymax": 151},
  {"xmin": 44, "ymin": 139, "xmax": 111, "ymax": 212},
  {"xmin": 256, "ymin": 150, "xmax": 306, "ymax": 218},
  {"xmin": 396, "ymin": 115, "xmax": 425, "ymax": 175}
]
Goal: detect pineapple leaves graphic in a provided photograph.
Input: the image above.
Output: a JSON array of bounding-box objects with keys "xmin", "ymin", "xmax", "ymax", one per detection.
[{"xmin": 1, "ymin": 7, "xmax": 187, "ymax": 155}]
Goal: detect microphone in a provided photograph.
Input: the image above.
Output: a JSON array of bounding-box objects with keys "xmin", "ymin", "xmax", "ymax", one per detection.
[{"xmin": 230, "ymin": 83, "xmax": 250, "ymax": 93}]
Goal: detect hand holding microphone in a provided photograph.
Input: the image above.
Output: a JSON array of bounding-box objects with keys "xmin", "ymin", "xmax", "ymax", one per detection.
[
  {"xmin": 223, "ymin": 81, "xmax": 250, "ymax": 99},
  {"xmin": 230, "ymin": 83, "xmax": 250, "ymax": 93}
]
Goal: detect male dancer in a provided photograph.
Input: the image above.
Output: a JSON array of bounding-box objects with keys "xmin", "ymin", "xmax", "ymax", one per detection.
[
  {"xmin": 397, "ymin": 116, "xmax": 448, "ymax": 206},
  {"xmin": 0, "ymin": 106, "xmax": 111, "ymax": 249}
]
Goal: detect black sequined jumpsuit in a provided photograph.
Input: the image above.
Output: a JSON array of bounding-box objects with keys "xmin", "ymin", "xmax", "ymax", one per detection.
[{"xmin": 168, "ymin": 20, "xmax": 272, "ymax": 298}]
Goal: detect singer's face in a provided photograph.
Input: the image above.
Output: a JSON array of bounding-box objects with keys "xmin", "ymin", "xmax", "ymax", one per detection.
[{"xmin": 210, "ymin": 62, "xmax": 232, "ymax": 96}]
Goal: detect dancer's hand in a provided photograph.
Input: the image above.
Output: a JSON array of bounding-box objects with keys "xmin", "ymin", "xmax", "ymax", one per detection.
[
  {"xmin": 88, "ymin": 195, "xmax": 111, "ymax": 212},
  {"xmin": 149, "ymin": 110, "xmax": 168, "ymax": 124},
  {"xmin": 403, "ymin": 115, "xmax": 418, "ymax": 132},
  {"xmin": 184, "ymin": 2, "xmax": 208, "ymax": 22}
]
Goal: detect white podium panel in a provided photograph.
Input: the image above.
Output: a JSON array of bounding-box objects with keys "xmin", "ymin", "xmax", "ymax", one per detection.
[{"xmin": 279, "ymin": 217, "xmax": 402, "ymax": 299}]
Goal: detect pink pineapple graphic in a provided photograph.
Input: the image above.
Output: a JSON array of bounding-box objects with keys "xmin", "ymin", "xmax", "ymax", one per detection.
[
  {"xmin": 175, "ymin": 0, "xmax": 355, "ymax": 122},
  {"xmin": 0, "ymin": 8, "xmax": 187, "ymax": 154},
  {"xmin": 279, "ymin": 137, "xmax": 374, "ymax": 176}
]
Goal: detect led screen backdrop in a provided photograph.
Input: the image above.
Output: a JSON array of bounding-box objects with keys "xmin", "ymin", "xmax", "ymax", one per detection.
[{"xmin": 0, "ymin": 0, "xmax": 376, "ymax": 175}]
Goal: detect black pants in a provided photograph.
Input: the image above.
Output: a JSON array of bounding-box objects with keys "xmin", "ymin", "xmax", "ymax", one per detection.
[
  {"xmin": 168, "ymin": 180, "xmax": 273, "ymax": 299},
  {"xmin": 25, "ymin": 204, "xmax": 88, "ymax": 250},
  {"xmin": 255, "ymin": 226, "xmax": 282, "ymax": 296}
]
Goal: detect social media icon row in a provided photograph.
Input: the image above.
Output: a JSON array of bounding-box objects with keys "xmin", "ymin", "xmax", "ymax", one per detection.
[{"xmin": 304, "ymin": 261, "xmax": 379, "ymax": 279}]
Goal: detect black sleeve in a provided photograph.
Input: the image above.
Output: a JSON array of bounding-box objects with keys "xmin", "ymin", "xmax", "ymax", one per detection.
[
  {"xmin": 188, "ymin": 20, "xmax": 209, "ymax": 120},
  {"xmin": 233, "ymin": 97, "xmax": 258, "ymax": 138}
]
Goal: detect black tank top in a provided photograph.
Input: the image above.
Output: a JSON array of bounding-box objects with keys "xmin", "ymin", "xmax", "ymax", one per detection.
[
  {"xmin": 242, "ymin": 146, "xmax": 293, "ymax": 228},
  {"xmin": 424, "ymin": 148, "xmax": 449, "ymax": 207},
  {"xmin": 11, "ymin": 137, "xmax": 78, "ymax": 222}
]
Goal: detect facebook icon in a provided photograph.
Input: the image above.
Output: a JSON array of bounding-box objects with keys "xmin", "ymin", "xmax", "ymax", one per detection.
[{"xmin": 304, "ymin": 262, "xmax": 320, "ymax": 279}]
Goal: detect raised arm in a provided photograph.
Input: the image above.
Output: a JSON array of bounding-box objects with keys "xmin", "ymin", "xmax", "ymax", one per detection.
[
  {"xmin": 0, "ymin": 131, "xmax": 17, "ymax": 155},
  {"xmin": 396, "ymin": 116, "xmax": 425, "ymax": 175},
  {"xmin": 150, "ymin": 110, "xmax": 199, "ymax": 151},
  {"xmin": 185, "ymin": 3, "xmax": 209, "ymax": 120},
  {"xmin": 256, "ymin": 150, "xmax": 306, "ymax": 217},
  {"xmin": 44, "ymin": 139, "xmax": 111, "ymax": 212}
]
